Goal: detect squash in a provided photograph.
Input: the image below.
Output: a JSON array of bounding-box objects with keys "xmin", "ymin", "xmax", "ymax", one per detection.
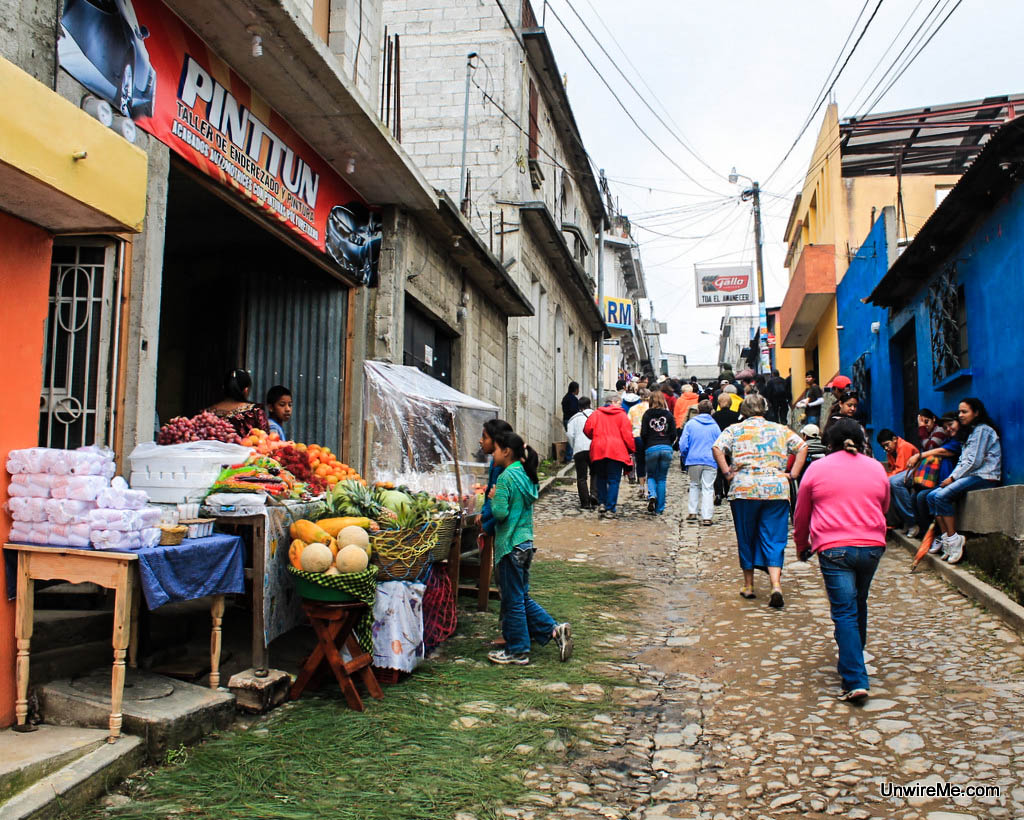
[
  {"xmin": 317, "ymin": 516, "xmax": 375, "ymax": 537},
  {"xmin": 288, "ymin": 539, "xmax": 306, "ymax": 570},
  {"xmin": 289, "ymin": 519, "xmax": 331, "ymax": 545},
  {"xmin": 337, "ymin": 525, "xmax": 370, "ymax": 554},
  {"xmin": 300, "ymin": 542, "xmax": 334, "ymax": 572},
  {"xmin": 326, "ymin": 537, "xmax": 339, "ymax": 558},
  {"xmin": 335, "ymin": 543, "xmax": 369, "ymax": 574}
]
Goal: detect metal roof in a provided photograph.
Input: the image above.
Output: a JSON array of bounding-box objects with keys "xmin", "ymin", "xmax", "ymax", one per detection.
[
  {"xmin": 867, "ymin": 117, "xmax": 1024, "ymax": 308},
  {"xmin": 839, "ymin": 94, "xmax": 1024, "ymax": 177}
]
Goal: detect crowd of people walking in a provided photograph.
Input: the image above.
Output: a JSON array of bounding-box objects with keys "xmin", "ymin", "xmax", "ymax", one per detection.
[{"xmin": 556, "ymin": 368, "xmax": 1003, "ymax": 704}]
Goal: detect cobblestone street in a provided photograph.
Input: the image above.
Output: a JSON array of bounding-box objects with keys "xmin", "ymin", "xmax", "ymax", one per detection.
[{"xmin": 517, "ymin": 467, "xmax": 1024, "ymax": 820}]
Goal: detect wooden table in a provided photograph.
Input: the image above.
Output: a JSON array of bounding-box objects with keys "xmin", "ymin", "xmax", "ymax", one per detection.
[
  {"xmin": 6, "ymin": 543, "xmax": 226, "ymax": 742},
  {"xmin": 211, "ymin": 514, "xmax": 269, "ymax": 676}
]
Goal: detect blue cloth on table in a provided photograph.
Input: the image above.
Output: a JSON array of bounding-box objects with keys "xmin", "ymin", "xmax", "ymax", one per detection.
[{"xmin": 4, "ymin": 535, "xmax": 245, "ymax": 610}]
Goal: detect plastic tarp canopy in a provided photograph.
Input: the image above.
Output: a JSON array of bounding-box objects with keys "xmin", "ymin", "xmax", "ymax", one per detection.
[{"xmin": 363, "ymin": 361, "xmax": 499, "ymax": 490}]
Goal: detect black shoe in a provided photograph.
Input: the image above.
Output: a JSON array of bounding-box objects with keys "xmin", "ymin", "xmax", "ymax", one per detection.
[
  {"xmin": 769, "ymin": 589, "xmax": 785, "ymax": 609},
  {"xmin": 647, "ymin": 497, "xmax": 656, "ymax": 514}
]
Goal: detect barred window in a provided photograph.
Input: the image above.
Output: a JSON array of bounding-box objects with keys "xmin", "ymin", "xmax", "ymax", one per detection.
[
  {"xmin": 927, "ymin": 266, "xmax": 968, "ymax": 383},
  {"xmin": 851, "ymin": 354, "xmax": 870, "ymax": 426}
]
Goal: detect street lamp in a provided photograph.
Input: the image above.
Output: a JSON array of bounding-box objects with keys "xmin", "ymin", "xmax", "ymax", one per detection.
[{"xmin": 729, "ymin": 167, "xmax": 768, "ymax": 376}]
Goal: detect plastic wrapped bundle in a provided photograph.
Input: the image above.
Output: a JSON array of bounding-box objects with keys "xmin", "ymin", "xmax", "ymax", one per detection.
[
  {"xmin": 7, "ymin": 497, "xmax": 49, "ymax": 522},
  {"xmin": 48, "ymin": 523, "xmax": 91, "ymax": 547},
  {"xmin": 9, "ymin": 522, "xmax": 50, "ymax": 544},
  {"xmin": 45, "ymin": 498, "xmax": 96, "ymax": 525},
  {"xmin": 140, "ymin": 527, "xmax": 161, "ymax": 548},
  {"xmin": 88, "ymin": 508, "xmax": 146, "ymax": 532},
  {"xmin": 50, "ymin": 475, "xmax": 108, "ymax": 501},
  {"xmin": 96, "ymin": 477, "xmax": 149, "ymax": 510},
  {"xmin": 5, "ymin": 448, "xmax": 53, "ymax": 474},
  {"xmin": 8, "ymin": 474, "xmax": 58, "ymax": 498},
  {"xmin": 90, "ymin": 529, "xmax": 142, "ymax": 550},
  {"xmin": 138, "ymin": 507, "xmax": 162, "ymax": 528}
]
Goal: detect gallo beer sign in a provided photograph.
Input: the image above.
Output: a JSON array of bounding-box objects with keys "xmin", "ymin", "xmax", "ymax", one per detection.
[
  {"xmin": 57, "ymin": 0, "xmax": 381, "ymax": 284},
  {"xmin": 695, "ymin": 264, "xmax": 755, "ymax": 308}
]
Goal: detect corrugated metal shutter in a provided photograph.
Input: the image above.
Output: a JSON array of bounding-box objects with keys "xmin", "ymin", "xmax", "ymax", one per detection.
[{"xmin": 245, "ymin": 272, "xmax": 347, "ymax": 451}]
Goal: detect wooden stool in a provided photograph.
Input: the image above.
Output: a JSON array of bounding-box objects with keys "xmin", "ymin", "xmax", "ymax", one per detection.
[{"xmin": 290, "ymin": 601, "xmax": 383, "ymax": 711}]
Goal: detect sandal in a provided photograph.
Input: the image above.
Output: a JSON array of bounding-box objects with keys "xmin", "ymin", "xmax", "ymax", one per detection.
[{"xmin": 739, "ymin": 587, "xmax": 756, "ymax": 599}]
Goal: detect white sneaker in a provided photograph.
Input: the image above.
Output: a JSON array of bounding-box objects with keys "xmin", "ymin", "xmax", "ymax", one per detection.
[
  {"xmin": 927, "ymin": 534, "xmax": 944, "ymax": 555},
  {"xmin": 906, "ymin": 525, "xmax": 920, "ymax": 539},
  {"xmin": 936, "ymin": 533, "xmax": 951, "ymax": 558},
  {"xmin": 944, "ymin": 533, "xmax": 966, "ymax": 564}
]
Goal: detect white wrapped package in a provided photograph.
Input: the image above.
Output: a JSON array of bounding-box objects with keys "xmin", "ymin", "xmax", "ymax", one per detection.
[
  {"xmin": 50, "ymin": 475, "xmax": 108, "ymax": 501},
  {"xmin": 11, "ymin": 474, "xmax": 60, "ymax": 489},
  {"xmin": 9, "ymin": 522, "xmax": 41, "ymax": 543},
  {"xmin": 138, "ymin": 507, "xmax": 162, "ymax": 528},
  {"xmin": 8, "ymin": 497, "xmax": 49, "ymax": 522},
  {"xmin": 90, "ymin": 529, "xmax": 141, "ymax": 550},
  {"xmin": 141, "ymin": 527, "xmax": 161, "ymax": 548},
  {"xmin": 96, "ymin": 477, "xmax": 149, "ymax": 510},
  {"xmin": 8, "ymin": 522, "xmax": 88, "ymax": 546},
  {"xmin": 45, "ymin": 498, "xmax": 96, "ymax": 524},
  {"xmin": 55, "ymin": 448, "xmax": 115, "ymax": 477},
  {"xmin": 88, "ymin": 508, "xmax": 147, "ymax": 531}
]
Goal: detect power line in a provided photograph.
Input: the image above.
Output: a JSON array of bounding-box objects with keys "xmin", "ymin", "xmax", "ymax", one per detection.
[
  {"xmin": 542, "ymin": 1, "xmax": 729, "ymax": 196},
  {"xmin": 846, "ymin": 0, "xmax": 929, "ymax": 114},
  {"xmin": 556, "ymin": 0, "xmax": 728, "ymax": 184},
  {"xmin": 764, "ymin": 0, "xmax": 887, "ymax": 186},
  {"xmin": 861, "ymin": 0, "xmax": 964, "ymax": 116}
]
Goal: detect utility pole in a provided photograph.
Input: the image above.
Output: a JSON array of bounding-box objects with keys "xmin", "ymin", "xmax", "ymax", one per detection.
[
  {"xmin": 459, "ymin": 52, "xmax": 477, "ymax": 215},
  {"xmin": 751, "ymin": 182, "xmax": 769, "ymax": 376}
]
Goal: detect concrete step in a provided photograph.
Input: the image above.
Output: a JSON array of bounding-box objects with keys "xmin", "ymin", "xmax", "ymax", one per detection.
[
  {"xmin": 0, "ymin": 726, "xmax": 144, "ymax": 820},
  {"xmin": 37, "ymin": 669, "xmax": 235, "ymax": 761}
]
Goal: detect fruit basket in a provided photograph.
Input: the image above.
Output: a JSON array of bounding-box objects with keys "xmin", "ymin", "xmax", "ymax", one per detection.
[
  {"xmin": 371, "ymin": 522, "xmax": 439, "ymax": 581},
  {"xmin": 287, "ymin": 565, "xmax": 377, "ymax": 603},
  {"xmin": 428, "ymin": 513, "xmax": 459, "ymax": 562}
]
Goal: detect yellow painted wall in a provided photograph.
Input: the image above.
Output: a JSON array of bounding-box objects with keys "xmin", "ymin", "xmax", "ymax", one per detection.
[{"xmin": 0, "ymin": 56, "xmax": 147, "ymax": 231}]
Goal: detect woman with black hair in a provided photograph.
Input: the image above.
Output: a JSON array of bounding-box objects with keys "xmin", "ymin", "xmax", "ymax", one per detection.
[
  {"xmin": 794, "ymin": 418, "xmax": 889, "ymax": 705},
  {"xmin": 487, "ymin": 431, "xmax": 572, "ymax": 666},
  {"xmin": 821, "ymin": 391, "xmax": 869, "ymax": 453},
  {"xmin": 926, "ymin": 398, "xmax": 1002, "ymax": 563},
  {"xmin": 206, "ymin": 369, "xmax": 268, "ymax": 437}
]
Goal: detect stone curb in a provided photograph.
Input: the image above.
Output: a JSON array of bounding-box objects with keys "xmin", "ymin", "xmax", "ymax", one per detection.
[
  {"xmin": 538, "ymin": 462, "xmax": 576, "ymax": 497},
  {"xmin": 891, "ymin": 531, "xmax": 1024, "ymax": 636}
]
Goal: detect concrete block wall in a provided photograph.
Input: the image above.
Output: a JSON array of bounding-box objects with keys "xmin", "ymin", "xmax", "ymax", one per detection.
[
  {"xmin": 371, "ymin": 206, "xmax": 508, "ymax": 412},
  {"xmin": 329, "ymin": 0, "xmax": 383, "ymax": 106},
  {"xmin": 0, "ymin": 0, "xmax": 56, "ymax": 85}
]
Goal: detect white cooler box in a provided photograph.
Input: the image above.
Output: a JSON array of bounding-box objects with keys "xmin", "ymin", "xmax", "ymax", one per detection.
[{"xmin": 128, "ymin": 441, "xmax": 252, "ymax": 504}]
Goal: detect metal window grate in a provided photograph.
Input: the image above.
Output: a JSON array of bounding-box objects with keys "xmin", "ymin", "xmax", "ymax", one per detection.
[
  {"xmin": 851, "ymin": 353, "xmax": 871, "ymax": 427},
  {"xmin": 927, "ymin": 265, "xmax": 964, "ymax": 383},
  {"xmin": 40, "ymin": 239, "xmax": 118, "ymax": 449}
]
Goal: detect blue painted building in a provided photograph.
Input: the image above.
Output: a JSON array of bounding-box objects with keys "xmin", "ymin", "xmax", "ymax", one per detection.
[{"xmin": 838, "ymin": 118, "xmax": 1024, "ymax": 483}]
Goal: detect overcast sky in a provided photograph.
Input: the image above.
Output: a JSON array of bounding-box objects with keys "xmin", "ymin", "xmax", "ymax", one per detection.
[{"xmin": 542, "ymin": 0, "xmax": 1024, "ymax": 365}]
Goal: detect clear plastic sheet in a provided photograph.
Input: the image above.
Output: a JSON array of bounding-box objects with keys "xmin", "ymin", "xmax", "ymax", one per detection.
[{"xmin": 362, "ymin": 361, "xmax": 499, "ymax": 492}]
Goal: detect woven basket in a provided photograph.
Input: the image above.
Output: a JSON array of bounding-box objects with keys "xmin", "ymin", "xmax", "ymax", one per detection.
[
  {"xmin": 428, "ymin": 514, "xmax": 459, "ymax": 562},
  {"xmin": 371, "ymin": 522, "xmax": 439, "ymax": 581},
  {"xmin": 159, "ymin": 525, "xmax": 187, "ymax": 546}
]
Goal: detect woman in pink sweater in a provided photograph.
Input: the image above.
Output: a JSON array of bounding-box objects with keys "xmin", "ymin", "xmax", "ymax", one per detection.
[{"xmin": 794, "ymin": 418, "xmax": 890, "ymax": 705}]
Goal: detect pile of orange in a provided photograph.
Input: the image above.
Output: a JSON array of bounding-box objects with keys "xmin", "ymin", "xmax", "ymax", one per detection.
[
  {"xmin": 240, "ymin": 428, "xmax": 287, "ymax": 455},
  {"xmin": 307, "ymin": 444, "xmax": 365, "ymax": 486}
]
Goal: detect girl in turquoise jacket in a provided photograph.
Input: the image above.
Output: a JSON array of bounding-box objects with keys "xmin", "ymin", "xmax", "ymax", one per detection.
[{"xmin": 486, "ymin": 432, "xmax": 573, "ymax": 666}]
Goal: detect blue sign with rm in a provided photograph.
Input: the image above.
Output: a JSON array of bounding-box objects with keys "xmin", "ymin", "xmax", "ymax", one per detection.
[{"xmin": 603, "ymin": 297, "xmax": 632, "ymax": 329}]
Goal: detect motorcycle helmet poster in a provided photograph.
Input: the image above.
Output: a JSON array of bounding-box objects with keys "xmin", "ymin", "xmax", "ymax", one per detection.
[{"xmin": 58, "ymin": 0, "xmax": 381, "ymax": 286}]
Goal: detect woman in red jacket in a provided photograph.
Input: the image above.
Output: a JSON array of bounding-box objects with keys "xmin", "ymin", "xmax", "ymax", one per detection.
[{"xmin": 584, "ymin": 403, "xmax": 635, "ymax": 519}]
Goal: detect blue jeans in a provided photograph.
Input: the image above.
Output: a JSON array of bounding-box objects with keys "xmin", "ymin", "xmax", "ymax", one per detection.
[
  {"xmin": 633, "ymin": 437, "xmax": 646, "ymax": 478},
  {"xmin": 592, "ymin": 459, "xmax": 624, "ymax": 512},
  {"xmin": 889, "ymin": 471, "xmax": 914, "ymax": 526},
  {"xmin": 496, "ymin": 542, "xmax": 556, "ymax": 655},
  {"xmin": 927, "ymin": 475, "xmax": 1000, "ymax": 516},
  {"xmin": 818, "ymin": 546, "xmax": 885, "ymax": 691},
  {"xmin": 645, "ymin": 446, "xmax": 673, "ymax": 513}
]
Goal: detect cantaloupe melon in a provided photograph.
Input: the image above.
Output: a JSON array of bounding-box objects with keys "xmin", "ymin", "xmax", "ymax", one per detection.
[
  {"xmin": 335, "ymin": 543, "xmax": 369, "ymax": 574},
  {"xmin": 337, "ymin": 525, "xmax": 370, "ymax": 554},
  {"xmin": 300, "ymin": 542, "xmax": 334, "ymax": 572}
]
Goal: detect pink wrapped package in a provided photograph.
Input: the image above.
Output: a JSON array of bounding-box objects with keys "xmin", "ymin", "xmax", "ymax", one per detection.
[
  {"xmin": 8, "ymin": 475, "xmax": 54, "ymax": 498},
  {"xmin": 8, "ymin": 497, "xmax": 49, "ymax": 522},
  {"xmin": 45, "ymin": 498, "xmax": 96, "ymax": 525},
  {"xmin": 50, "ymin": 475, "xmax": 108, "ymax": 501},
  {"xmin": 140, "ymin": 527, "xmax": 161, "ymax": 548},
  {"xmin": 88, "ymin": 508, "xmax": 145, "ymax": 531},
  {"xmin": 96, "ymin": 477, "xmax": 149, "ymax": 510}
]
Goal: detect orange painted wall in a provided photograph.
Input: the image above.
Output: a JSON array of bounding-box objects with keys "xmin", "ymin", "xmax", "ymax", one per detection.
[{"xmin": 0, "ymin": 211, "xmax": 53, "ymax": 727}]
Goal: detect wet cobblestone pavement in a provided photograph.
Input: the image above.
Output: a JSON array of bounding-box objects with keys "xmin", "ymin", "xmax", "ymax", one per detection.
[{"xmin": 501, "ymin": 466, "xmax": 1024, "ymax": 820}]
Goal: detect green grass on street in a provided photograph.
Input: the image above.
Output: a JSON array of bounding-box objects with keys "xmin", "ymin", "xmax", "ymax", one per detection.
[{"xmin": 76, "ymin": 560, "xmax": 635, "ymax": 820}]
